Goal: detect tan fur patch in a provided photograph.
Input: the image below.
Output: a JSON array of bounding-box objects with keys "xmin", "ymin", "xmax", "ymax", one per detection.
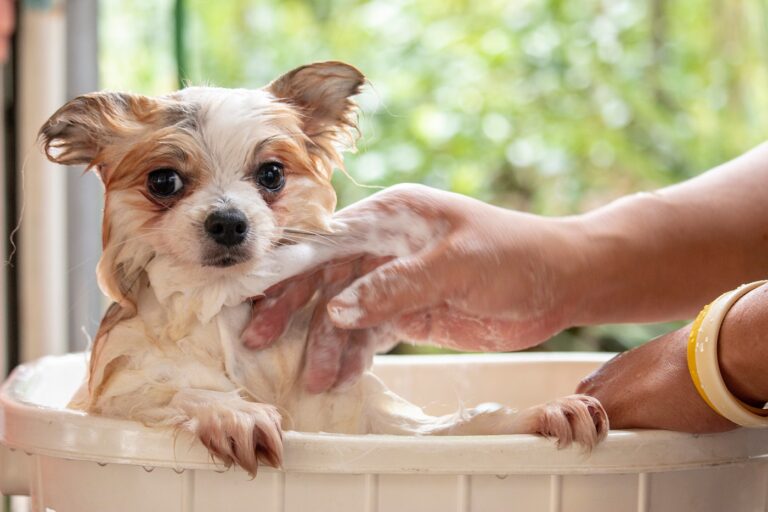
[
  {"xmin": 249, "ymin": 136, "xmax": 337, "ymax": 231},
  {"xmin": 40, "ymin": 64, "xmax": 366, "ymax": 409},
  {"xmin": 267, "ymin": 61, "xmax": 365, "ymax": 181}
]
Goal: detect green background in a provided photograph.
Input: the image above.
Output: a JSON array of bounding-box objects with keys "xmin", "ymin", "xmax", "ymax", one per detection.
[{"xmin": 99, "ymin": 0, "xmax": 768, "ymax": 352}]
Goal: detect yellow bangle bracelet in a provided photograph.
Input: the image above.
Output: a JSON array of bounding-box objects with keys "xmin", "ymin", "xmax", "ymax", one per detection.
[{"xmin": 687, "ymin": 280, "xmax": 768, "ymax": 427}]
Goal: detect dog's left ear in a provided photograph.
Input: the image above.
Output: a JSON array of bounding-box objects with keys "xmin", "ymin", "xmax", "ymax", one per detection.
[
  {"xmin": 38, "ymin": 92, "xmax": 158, "ymax": 170},
  {"xmin": 266, "ymin": 61, "xmax": 365, "ymax": 158}
]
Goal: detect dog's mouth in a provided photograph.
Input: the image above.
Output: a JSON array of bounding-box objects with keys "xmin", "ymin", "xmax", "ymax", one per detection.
[{"xmin": 201, "ymin": 248, "xmax": 251, "ymax": 268}]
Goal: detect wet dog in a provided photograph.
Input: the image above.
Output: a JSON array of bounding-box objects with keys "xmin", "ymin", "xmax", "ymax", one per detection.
[{"xmin": 39, "ymin": 61, "xmax": 608, "ymax": 474}]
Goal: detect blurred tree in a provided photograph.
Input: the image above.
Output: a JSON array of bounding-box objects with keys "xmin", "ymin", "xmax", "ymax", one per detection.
[{"xmin": 99, "ymin": 0, "xmax": 768, "ymax": 351}]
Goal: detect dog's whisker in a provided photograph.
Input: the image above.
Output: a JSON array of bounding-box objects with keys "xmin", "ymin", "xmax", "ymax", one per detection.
[
  {"xmin": 35, "ymin": 64, "xmax": 611, "ymax": 480},
  {"xmin": 282, "ymin": 227, "xmax": 339, "ymax": 243},
  {"xmin": 280, "ymin": 229, "xmax": 339, "ymax": 247},
  {"xmin": 101, "ymin": 233, "xmax": 162, "ymax": 253},
  {"xmin": 273, "ymin": 234, "xmax": 337, "ymax": 248}
]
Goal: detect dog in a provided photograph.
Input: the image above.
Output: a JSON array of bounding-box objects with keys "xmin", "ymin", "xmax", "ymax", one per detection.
[{"xmin": 39, "ymin": 61, "xmax": 608, "ymax": 474}]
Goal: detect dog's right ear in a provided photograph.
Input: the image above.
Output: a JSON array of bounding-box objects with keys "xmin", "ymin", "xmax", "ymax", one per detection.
[{"xmin": 38, "ymin": 92, "xmax": 155, "ymax": 170}]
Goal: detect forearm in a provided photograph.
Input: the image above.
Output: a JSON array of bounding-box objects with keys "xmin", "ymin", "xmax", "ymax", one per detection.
[
  {"xmin": 568, "ymin": 143, "xmax": 768, "ymax": 325},
  {"xmin": 579, "ymin": 283, "xmax": 768, "ymax": 432},
  {"xmin": 581, "ymin": 326, "xmax": 735, "ymax": 433}
]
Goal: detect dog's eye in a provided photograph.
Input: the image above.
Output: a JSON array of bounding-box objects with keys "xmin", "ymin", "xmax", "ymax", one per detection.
[
  {"xmin": 147, "ymin": 169, "xmax": 184, "ymax": 198},
  {"xmin": 255, "ymin": 162, "xmax": 285, "ymax": 192}
]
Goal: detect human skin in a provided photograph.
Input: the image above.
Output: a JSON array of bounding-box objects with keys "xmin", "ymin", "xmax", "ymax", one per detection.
[
  {"xmin": 577, "ymin": 283, "xmax": 768, "ymax": 432},
  {"xmin": 243, "ymin": 143, "xmax": 768, "ymax": 399},
  {"xmin": 244, "ymin": 185, "xmax": 588, "ymax": 391}
]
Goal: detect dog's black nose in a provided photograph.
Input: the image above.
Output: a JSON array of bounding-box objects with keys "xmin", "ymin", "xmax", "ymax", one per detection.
[{"xmin": 204, "ymin": 209, "xmax": 248, "ymax": 247}]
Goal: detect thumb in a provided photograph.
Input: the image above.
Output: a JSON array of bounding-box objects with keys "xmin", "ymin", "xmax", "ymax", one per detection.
[{"xmin": 327, "ymin": 254, "xmax": 444, "ymax": 329}]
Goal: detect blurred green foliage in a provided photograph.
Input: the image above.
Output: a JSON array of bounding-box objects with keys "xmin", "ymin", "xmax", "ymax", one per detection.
[{"xmin": 99, "ymin": 0, "xmax": 768, "ymax": 351}]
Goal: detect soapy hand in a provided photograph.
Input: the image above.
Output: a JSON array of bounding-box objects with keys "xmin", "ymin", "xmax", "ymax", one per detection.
[
  {"xmin": 243, "ymin": 184, "xmax": 586, "ymax": 392},
  {"xmin": 243, "ymin": 253, "xmax": 399, "ymax": 393}
]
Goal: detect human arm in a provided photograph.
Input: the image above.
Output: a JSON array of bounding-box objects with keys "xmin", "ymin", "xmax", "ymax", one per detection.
[
  {"xmin": 576, "ymin": 283, "xmax": 768, "ymax": 432},
  {"xmin": 244, "ymin": 143, "xmax": 768, "ymax": 391},
  {"xmin": 570, "ymin": 142, "xmax": 768, "ymax": 326},
  {"xmin": 245, "ymin": 184, "xmax": 585, "ymax": 390}
]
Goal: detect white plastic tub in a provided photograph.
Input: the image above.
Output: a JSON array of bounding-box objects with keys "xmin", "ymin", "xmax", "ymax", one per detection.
[{"xmin": 0, "ymin": 352, "xmax": 767, "ymax": 512}]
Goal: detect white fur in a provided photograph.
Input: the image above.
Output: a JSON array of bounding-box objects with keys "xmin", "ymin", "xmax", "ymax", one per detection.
[{"xmin": 65, "ymin": 86, "xmax": 607, "ymax": 475}]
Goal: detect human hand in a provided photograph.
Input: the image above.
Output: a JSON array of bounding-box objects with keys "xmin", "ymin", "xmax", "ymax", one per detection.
[
  {"xmin": 243, "ymin": 253, "xmax": 399, "ymax": 393},
  {"xmin": 244, "ymin": 183, "xmax": 588, "ymax": 391},
  {"xmin": 576, "ymin": 326, "xmax": 735, "ymax": 432}
]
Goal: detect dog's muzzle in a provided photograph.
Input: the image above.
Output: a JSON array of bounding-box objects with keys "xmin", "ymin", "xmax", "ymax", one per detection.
[
  {"xmin": 205, "ymin": 208, "xmax": 248, "ymax": 247},
  {"xmin": 202, "ymin": 208, "xmax": 252, "ymax": 267}
]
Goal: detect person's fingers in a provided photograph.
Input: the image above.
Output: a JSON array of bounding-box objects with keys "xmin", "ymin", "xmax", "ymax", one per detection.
[
  {"xmin": 321, "ymin": 255, "xmax": 359, "ymax": 286},
  {"xmin": 333, "ymin": 328, "xmax": 384, "ymax": 391},
  {"xmin": 329, "ymin": 185, "xmax": 452, "ymax": 257},
  {"xmin": 359, "ymin": 254, "xmax": 393, "ymax": 274},
  {"xmin": 242, "ymin": 256, "xmax": 365, "ymax": 350},
  {"xmin": 326, "ymin": 253, "xmax": 445, "ymax": 330},
  {"xmin": 333, "ymin": 331, "xmax": 373, "ymax": 391},
  {"xmin": 242, "ymin": 274, "xmax": 319, "ymax": 349},
  {"xmin": 250, "ymin": 280, "xmax": 288, "ymax": 306},
  {"xmin": 395, "ymin": 308, "xmax": 494, "ymax": 350},
  {"xmin": 302, "ymin": 259, "xmax": 361, "ymax": 393},
  {"xmin": 395, "ymin": 307, "xmax": 551, "ymax": 352},
  {"xmin": 395, "ymin": 308, "xmax": 436, "ymax": 343},
  {"xmin": 334, "ymin": 183, "xmax": 443, "ymax": 222},
  {"xmin": 369, "ymin": 321, "xmax": 402, "ymax": 353},
  {"xmin": 304, "ymin": 311, "xmax": 350, "ymax": 393}
]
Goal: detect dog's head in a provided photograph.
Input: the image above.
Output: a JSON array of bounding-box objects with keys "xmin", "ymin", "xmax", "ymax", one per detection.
[{"xmin": 39, "ymin": 61, "xmax": 364, "ymax": 310}]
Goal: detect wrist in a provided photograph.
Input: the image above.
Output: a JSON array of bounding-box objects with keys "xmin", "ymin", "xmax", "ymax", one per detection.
[
  {"xmin": 718, "ymin": 283, "xmax": 768, "ymax": 406},
  {"xmin": 554, "ymin": 212, "xmax": 622, "ymax": 327},
  {"xmin": 540, "ymin": 215, "xmax": 596, "ymax": 331}
]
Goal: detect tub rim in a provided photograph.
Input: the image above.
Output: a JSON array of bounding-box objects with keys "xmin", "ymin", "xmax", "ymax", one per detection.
[{"xmin": 1, "ymin": 352, "xmax": 767, "ymax": 475}]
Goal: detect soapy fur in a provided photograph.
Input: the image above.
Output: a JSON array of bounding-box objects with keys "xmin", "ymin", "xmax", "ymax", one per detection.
[{"xmin": 39, "ymin": 61, "xmax": 607, "ymax": 475}]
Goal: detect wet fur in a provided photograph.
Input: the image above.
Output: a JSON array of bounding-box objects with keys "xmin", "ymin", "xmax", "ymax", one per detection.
[{"xmin": 40, "ymin": 61, "xmax": 608, "ymax": 475}]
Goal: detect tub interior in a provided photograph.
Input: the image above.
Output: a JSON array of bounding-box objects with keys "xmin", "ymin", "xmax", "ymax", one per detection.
[
  {"xmin": 374, "ymin": 352, "xmax": 609, "ymax": 414},
  {"xmin": 4, "ymin": 352, "xmax": 768, "ymax": 483},
  {"xmin": 12, "ymin": 352, "xmax": 610, "ymax": 415}
]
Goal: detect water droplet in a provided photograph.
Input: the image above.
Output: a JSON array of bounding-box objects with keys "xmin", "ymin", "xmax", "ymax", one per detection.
[
  {"xmin": 142, "ymin": 466, "xmax": 155, "ymax": 473},
  {"xmin": 173, "ymin": 467, "xmax": 185, "ymax": 474},
  {"xmin": 495, "ymin": 474, "xmax": 508, "ymax": 480},
  {"xmin": 97, "ymin": 462, "xmax": 107, "ymax": 467}
]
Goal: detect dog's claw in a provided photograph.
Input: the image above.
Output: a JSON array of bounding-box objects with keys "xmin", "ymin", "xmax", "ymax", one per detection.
[
  {"xmin": 186, "ymin": 400, "xmax": 283, "ymax": 476},
  {"xmin": 533, "ymin": 394, "xmax": 609, "ymax": 450}
]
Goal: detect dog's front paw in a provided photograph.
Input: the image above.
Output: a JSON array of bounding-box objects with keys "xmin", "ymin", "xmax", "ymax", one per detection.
[
  {"xmin": 532, "ymin": 394, "xmax": 608, "ymax": 450},
  {"xmin": 175, "ymin": 390, "xmax": 283, "ymax": 475},
  {"xmin": 196, "ymin": 401, "xmax": 283, "ymax": 474}
]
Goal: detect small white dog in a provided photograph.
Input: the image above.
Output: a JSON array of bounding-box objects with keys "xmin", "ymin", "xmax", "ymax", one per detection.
[{"xmin": 39, "ymin": 61, "xmax": 607, "ymax": 474}]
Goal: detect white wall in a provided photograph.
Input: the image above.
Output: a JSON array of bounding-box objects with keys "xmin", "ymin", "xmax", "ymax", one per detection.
[{"xmin": 17, "ymin": 5, "xmax": 68, "ymax": 361}]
